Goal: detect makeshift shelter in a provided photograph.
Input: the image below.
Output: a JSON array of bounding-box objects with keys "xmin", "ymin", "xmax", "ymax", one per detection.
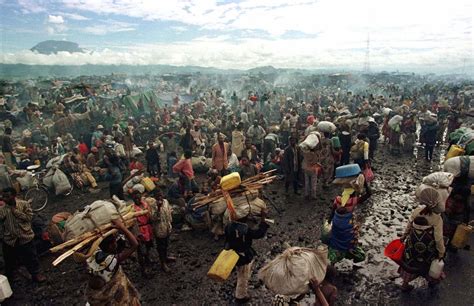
[{"xmin": 122, "ymin": 90, "xmax": 162, "ymax": 116}]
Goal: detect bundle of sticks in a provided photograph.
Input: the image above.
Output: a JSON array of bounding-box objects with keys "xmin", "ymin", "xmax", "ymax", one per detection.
[
  {"xmin": 192, "ymin": 170, "xmax": 277, "ymax": 210},
  {"xmin": 49, "ymin": 209, "xmax": 149, "ymax": 266}
]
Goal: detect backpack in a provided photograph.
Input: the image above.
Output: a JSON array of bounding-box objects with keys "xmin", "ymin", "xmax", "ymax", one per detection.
[{"xmin": 350, "ymin": 141, "xmax": 365, "ymax": 160}]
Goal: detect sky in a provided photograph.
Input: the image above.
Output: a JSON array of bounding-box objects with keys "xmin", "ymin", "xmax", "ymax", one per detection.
[{"xmin": 0, "ymin": 0, "xmax": 473, "ymax": 73}]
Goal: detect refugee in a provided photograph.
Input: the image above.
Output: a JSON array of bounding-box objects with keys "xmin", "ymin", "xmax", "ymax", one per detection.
[
  {"xmin": 86, "ymin": 147, "xmax": 99, "ymax": 169},
  {"xmin": 145, "ymin": 140, "xmax": 161, "ymax": 177},
  {"xmin": 173, "ymin": 150, "xmax": 198, "ymax": 192},
  {"xmin": 351, "ymin": 133, "xmax": 369, "ymax": 170},
  {"xmin": 289, "ymin": 110, "xmax": 300, "ymax": 136},
  {"xmin": 401, "ymin": 114, "xmax": 416, "ymax": 154},
  {"xmin": 91, "ymin": 125, "xmax": 104, "ymax": 148},
  {"xmin": 302, "ymin": 144, "xmax": 321, "ymax": 200},
  {"xmin": 239, "ymin": 156, "xmax": 258, "ymax": 179},
  {"xmin": 241, "ymin": 138, "xmax": 260, "ymax": 164},
  {"xmin": 247, "ymin": 120, "xmax": 266, "ymax": 152},
  {"xmin": 167, "ymin": 151, "xmax": 178, "ymax": 178},
  {"xmin": 231, "ymin": 122, "xmax": 246, "ymax": 158},
  {"xmin": 131, "ymin": 190, "xmax": 154, "ymax": 278},
  {"xmin": 399, "ymin": 201, "xmax": 446, "ymax": 291},
  {"xmin": 319, "ymin": 132, "xmax": 335, "ymax": 187},
  {"xmin": 211, "ymin": 133, "xmax": 230, "ymax": 176},
  {"xmin": 111, "ymin": 124, "xmax": 124, "ymax": 142},
  {"xmin": 338, "ymin": 126, "xmax": 352, "ymax": 166},
  {"xmin": 180, "ymin": 126, "xmax": 194, "ymax": 153},
  {"xmin": 0, "ymin": 187, "xmax": 46, "ymax": 283},
  {"xmin": 0, "ymin": 154, "xmax": 15, "ymax": 190},
  {"xmin": 129, "ymin": 155, "xmax": 145, "ymax": 172},
  {"xmin": 282, "ymin": 136, "xmax": 302, "ymax": 195},
  {"xmin": 444, "ymin": 182, "xmax": 471, "ymax": 250},
  {"xmin": 280, "ymin": 114, "xmax": 291, "ymax": 147},
  {"xmin": 328, "ymin": 207, "xmax": 364, "ymax": 263},
  {"xmin": 263, "ymin": 129, "xmax": 279, "ymax": 163},
  {"xmin": 367, "ymin": 117, "xmax": 380, "ymax": 160},
  {"xmin": 422, "ymin": 120, "xmax": 439, "ymax": 162},
  {"xmin": 224, "ymin": 208, "xmax": 269, "ymax": 303},
  {"xmin": 227, "ymin": 148, "xmax": 240, "ymax": 173},
  {"xmin": 114, "ymin": 138, "xmax": 127, "ymax": 165},
  {"xmin": 190, "ymin": 125, "xmax": 204, "ymax": 148},
  {"xmin": 2, "ymin": 127, "xmax": 15, "ymax": 168},
  {"xmin": 86, "ymin": 218, "xmax": 140, "ymax": 305},
  {"xmin": 106, "ymin": 155, "xmax": 124, "ymax": 200},
  {"xmin": 310, "ymin": 266, "xmax": 338, "ymax": 306},
  {"xmin": 167, "ymin": 177, "xmax": 188, "ymax": 209},
  {"xmin": 147, "ymin": 189, "xmax": 175, "ymax": 273}
]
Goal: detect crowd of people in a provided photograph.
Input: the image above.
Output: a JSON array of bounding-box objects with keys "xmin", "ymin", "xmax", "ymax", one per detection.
[{"xmin": 0, "ymin": 72, "xmax": 473, "ymax": 305}]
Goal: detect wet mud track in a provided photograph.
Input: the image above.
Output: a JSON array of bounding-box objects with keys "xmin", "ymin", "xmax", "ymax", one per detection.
[{"xmin": 4, "ymin": 144, "xmax": 474, "ymax": 305}]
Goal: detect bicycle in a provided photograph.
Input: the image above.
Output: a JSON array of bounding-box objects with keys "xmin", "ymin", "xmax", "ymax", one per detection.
[
  {"xmin": 24, "ymin": 164, "xmax": 49, "ymax": 212},
  {"xmin": 24, "ymin": 164, "xmax": 74, "ymax": 212}
]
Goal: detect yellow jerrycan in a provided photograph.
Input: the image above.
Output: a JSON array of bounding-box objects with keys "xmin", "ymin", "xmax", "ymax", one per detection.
[
  {"xmin": 141, "ymin": 177, "xmax": 156, "ymax": 192},
  {"xmin": 207, "ymin": 249, "xmax": 239, "ymax": 282},
  {"xmin": 451, "ymin": 221, "xmax": 474, "ymax": 249},
  {"xmin": 445, "ymin": 145, "xmax": 465, "ymax": 160},
  {"xmin": 220, "ymin": 172, "xmax": 241, "ymax": 191}
]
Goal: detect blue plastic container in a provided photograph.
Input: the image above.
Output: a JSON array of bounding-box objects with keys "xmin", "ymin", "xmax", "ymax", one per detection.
[{"xmin": 335, "ymin": 164, "xmax": 361, "ymax": 178}]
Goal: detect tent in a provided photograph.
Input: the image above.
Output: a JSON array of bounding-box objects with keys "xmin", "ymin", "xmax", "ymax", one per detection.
[{"xmin": 122, "ymin": 90, "xmax": 162, "ymax": 116}]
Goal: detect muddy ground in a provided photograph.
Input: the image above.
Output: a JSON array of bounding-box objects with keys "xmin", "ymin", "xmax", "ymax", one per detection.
[{"xmin": 3, "ymin": 142, "xmax": 474, "ymax": 305}]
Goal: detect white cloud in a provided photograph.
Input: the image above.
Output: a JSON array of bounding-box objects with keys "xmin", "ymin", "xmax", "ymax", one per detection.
[
  {"xmin": 61, "ymin": 12, "xmax": 89, "ymax": 20},
  {"xmin": 57, "ymin": 0, "xmax": 472, "ymax": 63},
  {"xmin": 82, "ymin": 20, "xmax": 136, "ymax": 35},
  {"xmin": 11, "ymin": 0, "xmax": 473, "ymax": 72},
  {"xmin": 59, "ymin": 0, "xmax": 472, "ymax": 35},
  {"xmin": 170, "ymin": 25, "xmax": 188, "ymax": 33},
  {"xmin": 48, "ymin": 14, "xmax": 65, "ymax": 24},
  {"xmin": 17, "ymin": 0, "xmax": 47, "ymax": 13},
  {"xmin": 2, "ymin": 38, "xmax": 472, "ymax": 73},
  {"xmin": 46, "ymin": 14, "xmax": 68, "ymax": 35}
]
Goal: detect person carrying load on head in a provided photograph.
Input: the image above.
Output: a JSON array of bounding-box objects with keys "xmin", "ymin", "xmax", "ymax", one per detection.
[
  {"xmin": 86, "ymin": 218, "xmax": 140, "ymax": 305},
  {"xmin": 398, "ymin": 193, "xmax": 446, "ymax": 292},
  {"xmin": 224, "ymin": 208, "xmax": 269, "ymax": 303}
]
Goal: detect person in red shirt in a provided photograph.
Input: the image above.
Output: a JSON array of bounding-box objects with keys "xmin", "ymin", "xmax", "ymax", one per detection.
[
  {"xmin": 130, "ymin": 190, "xmax": 154, "ymax": 278},
  {"xmin": 172, "ymin": 150, "xmax": 198, "ymax": 192},
  {"xmin": 78, "ymin": 140, "xmax": 89, "ymax": 156},
  {"xmin": 129, "ymin": 156, "xmax": 144, "ymax": 172}
]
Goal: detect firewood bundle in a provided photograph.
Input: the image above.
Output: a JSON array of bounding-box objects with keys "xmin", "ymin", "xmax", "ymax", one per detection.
[
  {"xmin": 192, "ymin": 170, "xmax": 277, "ymax": 210},
  {"xmin": 49, "ymin": 209, "xmax": 148, "ymax": 266}
]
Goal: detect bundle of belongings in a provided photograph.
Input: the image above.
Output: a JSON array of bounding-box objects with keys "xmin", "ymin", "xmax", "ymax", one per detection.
[
  {"xmin": 443, "ymin": 155, "xmax": 474, "ymax": 179},
  {"xmin": 43, "ymin": 166, "xmax": 72, "ymax": 195},
  {"xmin": 299, "ymin": 131, "xmax": 321, "ymax": 151},
  {"xmin": 258, "ymin": 245, "xmax": 329, "ymax": 297},
  {"xmin": 191, "ymin": 156, "xmax": 212, "ymax": 173},
  {"xmin": 122, "ymin": 171, "xmax": 157, "ymax": 194},
  {"xmin": 187, "ymin": 171, "xmax": 275, "ymax": 234},
  {"xmin": 49, "ymin": 197, "xmax": 148, "ymax": 266},
  {"xmin": 415, "ymin": 172, "xmax": 454, "ymax": 214}
]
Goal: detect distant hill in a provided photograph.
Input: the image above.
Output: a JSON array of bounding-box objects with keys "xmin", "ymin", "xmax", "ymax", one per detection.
[
  {"xmin": 31, "ymin": 40, "xmax": 85, "ymax": 55},
  {"xmin": 247, "ymin": 66, "xmax": 279, "ymax": 74},
  {"xmin": 0, "ymin": 64, "xmax": 241, "ymax": 78}
]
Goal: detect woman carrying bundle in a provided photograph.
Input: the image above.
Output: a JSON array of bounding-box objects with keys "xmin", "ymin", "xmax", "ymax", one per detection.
[{"xmin": 398, "ymin": 198, "xmax": 446, "ymax": 292}]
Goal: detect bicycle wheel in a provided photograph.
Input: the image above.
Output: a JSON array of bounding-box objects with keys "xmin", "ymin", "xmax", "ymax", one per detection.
[
  {"xmin": 64, "ymin": 179, "xmax": 74, "ymax": 196},
  {"xmin": 25, "ymin": 187, "xmax": 49, "ymax": 212}
]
